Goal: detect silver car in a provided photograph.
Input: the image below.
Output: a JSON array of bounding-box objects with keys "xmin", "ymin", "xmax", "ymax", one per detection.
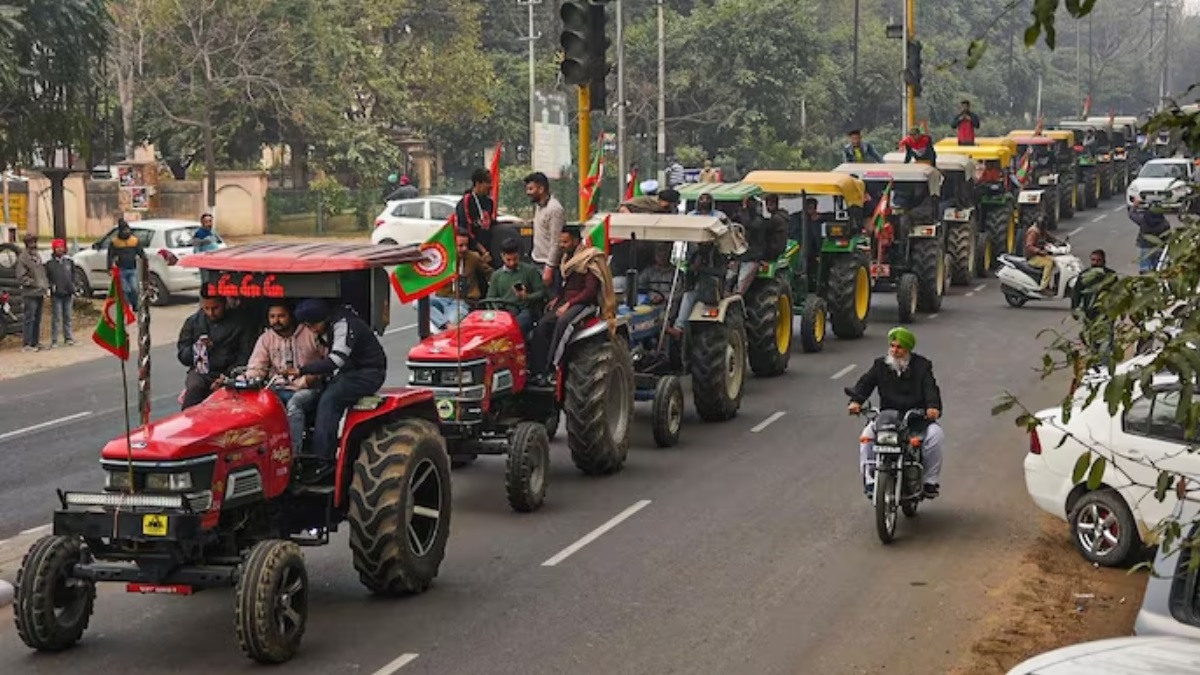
[{"xmin": 72, "ymin": 219, "xmax": 225, "ymax": 306}]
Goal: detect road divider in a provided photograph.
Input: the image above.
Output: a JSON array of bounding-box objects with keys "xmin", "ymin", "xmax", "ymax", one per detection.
[
  {"xmin": 751, "ymin": 411, "xmax": 786, "ymax": 433},
  {"xmin": 0, "ymin": 410, "xmax": 92, "ymax": 442},
  {"xmin": 542, "ymin": 500, "xmax": 652, "ymax": 567},
  {"xmin": 370, "ymin": 653, "xmax": 420, "ymax": 675},
  {"xmin": 830, "ymin": 364, "xmax": 857, "ymax": 380}
]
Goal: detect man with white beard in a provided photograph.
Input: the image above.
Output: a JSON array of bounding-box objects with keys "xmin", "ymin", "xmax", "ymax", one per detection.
[{"xmin": 846, "ymin": 327, "xmax": 944, "ymax": 499}]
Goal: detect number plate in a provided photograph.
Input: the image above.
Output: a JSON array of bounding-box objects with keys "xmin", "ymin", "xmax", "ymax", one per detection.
[
  {"xmin": 142, "ymin": 514, "xmax": 168, "ymax": 537},
  {"xmin": 874, "ymin": 445, "xmax": 903, "ymax": 454},
  {"xmin": 519, "ymin": 227, "xmax": 533, "ymax": 237},
  {"xmin": 870, "ymin": 263, "xmax": 891, "ymax": 277}
]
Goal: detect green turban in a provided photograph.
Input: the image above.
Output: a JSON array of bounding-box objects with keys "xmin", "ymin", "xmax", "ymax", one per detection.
[{"xmin": 887, "ymin": 326, "xmax": 915, "ymax": 351}]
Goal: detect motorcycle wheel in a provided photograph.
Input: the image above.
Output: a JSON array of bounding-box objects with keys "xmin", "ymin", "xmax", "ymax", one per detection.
[{"xmin": 874, "ymin": 470, "xmax": 898, "ymax": 544}]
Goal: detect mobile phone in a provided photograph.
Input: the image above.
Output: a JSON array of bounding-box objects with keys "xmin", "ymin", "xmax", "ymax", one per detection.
[{"xmin": 514, "ymin": 282, "xmax": 526, "ymax": 292}]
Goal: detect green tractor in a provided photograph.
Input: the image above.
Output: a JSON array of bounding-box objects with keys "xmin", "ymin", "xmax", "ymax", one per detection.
[
  {"xmin": 1087, "ymin": 116, "xmax": 1139, "ymax": 191},
  {"xmin": 742, "ymin": 170, "xmax": 872, "ymax": 341},
  {"xmin": 935, "ymin": 140, "xmax": 1018, "ymax": 267},
  {"xmin": 1010, "ymin": 135, "xmax": 1063, "ymax": 238},
  {"xmin": 676, "ymin": 182, "xmax": 827, "ymax": 377},
  {"xmin": 833, "ymin": 162, "xmax": 947, "ymax": 321},
  {"xmin": 1058, "ymin": 121, "xmax": 1111, "ymax": 203},
  {"xmin": 1011, "ymin": 129, "xmax": 1082, "ymax": 218}
]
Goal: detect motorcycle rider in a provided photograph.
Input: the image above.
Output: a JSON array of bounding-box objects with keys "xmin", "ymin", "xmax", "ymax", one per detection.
[
  {"xmin": 1128, "ymin": 196, "xmax": 1170, "ymax": 274},
  {"xmin": 1023, "ymin": 217, "xmax": 1063, "ymax": 294},
  {"xmin": 846, "ymin": 327, "xmax": 944, "ymax": 499}
]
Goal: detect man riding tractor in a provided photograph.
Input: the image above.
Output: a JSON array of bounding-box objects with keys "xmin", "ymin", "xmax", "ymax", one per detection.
[
  {"xmin": 1057, "ymin": 121, "xmax": 1114, "ymax": 202},
  {"xmin": 935, "ymin": 139, "xmax": 1020, "ymax": 261},
  {"xmin": 885, "ymin": 152, "xmax": 979, "ymax": 286},
  {"xmin": 1009, "ymin": 128, "xmax": 1082, "ymax": 219},
  {"xmin": 1086, "ymin": 116, "xmax": 1137, "ymax": 191},
  {"xmin": 16, "ymin": 243, "xmax": 454, "ymax": 664},
  {"xmin": 833, "ymin": 162, "xmax": 947, "ymax": 321},
  {"xmin": 742, "ymin": 170, "xmax": 870, "ymax": 341}
]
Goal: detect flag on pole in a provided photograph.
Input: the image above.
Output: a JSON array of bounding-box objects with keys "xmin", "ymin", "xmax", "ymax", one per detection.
[
  {"xmin": 488, "ymin": 141, "xmax": 502, "ymax": 222},
  {"xmin": 1016, "ymin": 147, "xmax": 1033, "ymax": 186},
  {"xmin": 390, "ymin": 221, "xmax": 459, "ymax": 303},
  {"xmin": 1082, "ymin": 94, "xmax": 1093, "ymax": 118},
  {"xmin": 93, "ymin": 265, "xmax": 136, "ymax": 360},
  {"xmin": 624, "ymin": 167, "xmax": 639, "ymax": 201},
  {"xmin": 870, "ymin": 181, "xmax": 893, "ymax": 234},
  {"xmin": 585, "ymin": 214, "xmax": 610, "ymax": 255},
  {"xmin": 580, "ymin": 133, "xmax": 604, "ymax": 219},
  {"xmin": 1034, "ymin": 117, "xmax": 1045, "ymax": 136}
]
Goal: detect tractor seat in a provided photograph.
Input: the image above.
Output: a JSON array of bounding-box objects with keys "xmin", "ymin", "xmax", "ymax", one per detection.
[{"xmin": 999, "ymin": 254, "xmax": 1044, "ymax": 280}]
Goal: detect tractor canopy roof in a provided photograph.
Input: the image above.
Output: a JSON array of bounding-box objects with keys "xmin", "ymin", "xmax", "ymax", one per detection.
[
  {"xmin": 181, "ymin": 242, "xmax": 426, "ymax": 273},
  {"xmin": 832, "ymin": 162, "xmax": 942, "ymax": 195},
  {"xmin": 674, "ymin": 181, "xmax": 762, "ymax": 203},
  {"xmin": 1009, "ymin": 129, "xmax": 1076, "ymax": 144},
  {"xmin": 1094, "ymin": 115, "xmax": 1140, "ymax": 128},
  {"xmin": 740, "ymin": 170, "xmax": 867, "ymax": 206},
  {"xmin": 934, "ymin": 140, "xmax": 1014, "ymax": 164},
  {"xmin": 974, "ymin": 137, "xmax": 1020, "ymax": 155},
  {"xmin": 592, "ymin": 213, "xmax": 744, "ymax": 252},
  {"xmin": 883, "ymin": 152, "xmax": 974, "ymax": 179},
  {"xmin": 1008, "ymin": 136, "xmax": 1056, "ymax": 146}
]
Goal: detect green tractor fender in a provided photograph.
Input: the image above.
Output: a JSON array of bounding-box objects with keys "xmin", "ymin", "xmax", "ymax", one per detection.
[{"xmin": 688, "ymin": 295, "xmax": 745, "ymax": 324}]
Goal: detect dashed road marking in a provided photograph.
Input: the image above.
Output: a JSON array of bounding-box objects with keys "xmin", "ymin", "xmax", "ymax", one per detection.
[
  {"xmin": 831, "ymin": 364, "xmax": 857, "ymax": 380},
  {"xmin": 751, "ymin": 411, "xmax": 787, "ymax": 433},
  {"xmin": 929, "ymin": 313, "xmax": 939, "ymax": 319},
  {"xmin": 972, "ymin": 284, "xmax": 986, "ymax": 292},
  {"xmin": 542, "ymin": 500, "xmax": 652, "ymax": 567},
  {"xmin": 384, "ymin": 323, "xmax": 418, "ymax": 336},
  {"xmin": 370, "ymin": 653, "xmax": 420, "ymax": 675},
  {"xmin": 1067, "ymin": 226, "xmax": 1083, "ymax": 236},
  {"xmin": 1091, "ymin": 214, "xmax": 1106, "ymax": 223}
]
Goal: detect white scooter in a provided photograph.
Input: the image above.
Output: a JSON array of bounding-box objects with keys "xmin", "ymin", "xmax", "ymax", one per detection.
[{"xmin": 996, "ymin": 241, "xmax": 1083, "ymax": 308}]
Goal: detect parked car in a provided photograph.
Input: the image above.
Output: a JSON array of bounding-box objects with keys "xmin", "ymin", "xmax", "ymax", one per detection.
[
  {"xmin": 1135, "ymin": 502, "xmax": 1200, "ymax": 639},
  {"xmin": 1126, "ymin": 158, "xmax": 1195, "ymax": 210},
  {"xmin": 72, "ymin": 219, "xmax": 225, "ymax": 306},
  {"xmin": 1024, "ymin": 354, "xmax": 1200, "ymax": 567},
  {"xmin": 371, "ymin": 194, "xmax": 530, "ymax": 258},
  {"xmin": 1006, "ymin": 636, "xmax": 1200, "ymax": 674}
]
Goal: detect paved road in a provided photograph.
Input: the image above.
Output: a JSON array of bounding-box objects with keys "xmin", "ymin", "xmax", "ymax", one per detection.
[{"xmin": 0, "ymin": 201, "xmax": 1141, "ymax": 674}]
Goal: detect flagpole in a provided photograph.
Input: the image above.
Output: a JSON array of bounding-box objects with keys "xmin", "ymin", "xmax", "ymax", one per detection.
[
  {"xmin": 120, "ymin": 354, "xmax": 135, "ymax": 493},
  {"xmin": 137, "ymin": 257, "xmax": 151, "ymax": 426}
]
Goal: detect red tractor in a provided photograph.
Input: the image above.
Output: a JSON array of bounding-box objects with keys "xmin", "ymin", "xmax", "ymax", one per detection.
[
  {"xmin": 13, "ymin": 244, "xmax": 453, "ymax": 664},
  {"xmin": 407, "ymin": 295, "xmax": 635, "ymax": 513}
]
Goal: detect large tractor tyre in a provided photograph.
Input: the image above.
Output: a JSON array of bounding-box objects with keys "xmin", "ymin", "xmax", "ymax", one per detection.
[
  {"xmin": 798, "ymin": 295, "xmax": 828, "ymax": 353},
  {"xmin": 505, "ymin": 422, "xmax": 549, "ymax": 512},
  {"xmin": 14, "ymin": 535, "xmax": 96, "ymax": 653},
  {"xmin": 651, "ymin": 375, "xmax": 684, "ymax": 448},
  {"xmin": 235, "ymin": 539, "xmax": 308, "ymax": 664},
  {"xmin": 745, "ymin": 278, "xmax": 791, "ymax": 377},
  {"xmin": 826, "ymin": 256, "xmax": 870, "ymax": 339},
  {"xmin": 565, "ymin": 339, "xmax": 634, "ymax": 475},
  {"xmin": 1099, "ymin": 165, "xmax": 1112, "ymax": 199},
  {"xmin": 348, "ymin": 418, "xmax": 451, "ymax": 596},
  {"xmin": 910, "ymin": 239, "xmax": 945, "ymax": 314},
  {"xmin": 983, "ymin": 207, "xmax": 1012, "ymax": 266},
  {"xmin": 947, "ymin": 222, "xmax": 976, "ymax": 286},
  {"xmin": 896, "ymin": 273, "xmax": 919, "ymax": 324},
  {"xmin": 689, "ymin": 311, "xmax": 747, "ymax": 423},
  {"xmin": 1045, "ymin": 187, "xmax": 1060, "ymax": 231},
  {"xmin": 1084, "ymin": 171, "xmax": 1100, "ymax": 208},
  {"xmin": 1061, "ymin": 174, "xmax": 1077, "ymax": 219}
]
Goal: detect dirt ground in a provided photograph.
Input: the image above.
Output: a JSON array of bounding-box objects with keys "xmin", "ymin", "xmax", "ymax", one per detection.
[{"xmin": 949, "ymin": 516, "xmax": 1148, "ymax": 674}]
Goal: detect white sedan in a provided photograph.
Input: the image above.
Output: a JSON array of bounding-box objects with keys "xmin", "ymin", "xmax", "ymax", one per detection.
[
  {"xmin": 73, "ymin": 219, "xmax": 225, "ymax": 306},
  {"xmin": 371, "ymin": 194, "xmax": 527, "ymax": 247},
  {"xmin": 1126, "ymin": 159, "xmax": 1195, "ymax": 210},
  {"xmin": 1024, "ymin": 361, "xmax": 1200, "ymax": 566}
]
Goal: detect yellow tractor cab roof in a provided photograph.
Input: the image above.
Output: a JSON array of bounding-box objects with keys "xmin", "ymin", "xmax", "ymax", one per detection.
[
  {"xmin": 832, "ymin": 162, "xmax": 942, "ymax": 196},
  {"xmin": 740, "ymin": 170, "xmax": 867, "ymax": 207},
  {"xmin": 674, "ymin": 181, "xmax": 762, "ymax": 203},
  {"xmin": 973, "ymin": 137, "xmax": 1020, "ymax": 155},
  {"xmin": 883, "ymin": 152, "xmax": 975, "ymax": 180},
  {"xmin": 933, "ymin": 141, "xmax": 1014, "ymax": 165}
]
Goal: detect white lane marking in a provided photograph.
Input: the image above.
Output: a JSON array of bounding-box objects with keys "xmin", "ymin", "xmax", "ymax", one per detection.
[
  {"xmin": 542, "ymin": 500, "xmax": 652, "ymax": 567},
  {"xmin": 0, "ymin": 411, "xmax": 93, "ymax": 442},
  {"xmin": 831, "ymin": 364, "xmax": 857, "ymax": 380},
  {"xmin": 1091, "ymin": 214, "xmax": 1106, "ymax": 223},
  {"xmin": 370, "ymin": 653, "xmax": 420, "ymax": 675},
  {"xmin": 751, "ymin": 411, "xmax": 786, "ymax": 433},
  {"xmin": 1113, "ymin": 205, "xmax": 1126, "ymax": 212},
  {"xmin": 965, "ymin": 292, "xmax": 975, "ymax": 297},
  {"xmin": 384, "ymin": 323, "xmax": 417, "ymax": 336},
  {"xmin": 972, "ymin": 284, "xmax": 986, "ymax": 292},
  {"xmin": 19, "ymin": 524, "xmax": 50, "ymax": 536},
  {"xmin": 929, "ymin": 313, "xmax": 939, "ymax": 319},
  {"xmin": 1067, "ymin": 226, "xmax": 1083, "ymax": 236}
]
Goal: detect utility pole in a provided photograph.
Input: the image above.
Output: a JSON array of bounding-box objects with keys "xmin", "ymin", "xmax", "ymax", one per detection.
[
  {"xmin": 656, "ymin": 0, "xmax": 666, "ymax": 187},
  {"xmin": 616, "ymin": 0, "xmax": 626, "ymax": 197},
  {"xmin": 1162, "ymin": 2, "xmax": 1171, "ymax": 103},
  {"xmin": 518, "ymin": 0, "xmax": 542, "ymax": 165},
  {"xmin": 852, "ymin": 0, "xmax": 860, "ymax": 111},
  {"xmin": 904, "ymin": 0, "xmax": 916, "ymax": 130}
]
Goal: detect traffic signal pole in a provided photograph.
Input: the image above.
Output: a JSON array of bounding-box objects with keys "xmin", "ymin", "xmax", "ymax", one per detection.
[
  {"xmin": 904, "ymin": 0, "xmax": 916, "ymax": 130},
  {"xmin": 578, "ymin": 84, "xmax": 591, "ymax": 220}
]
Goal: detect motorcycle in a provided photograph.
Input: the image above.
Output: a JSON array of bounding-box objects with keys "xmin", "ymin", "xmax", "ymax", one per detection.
[
  {"xmin": 995, "ymin": 241, "xmax": 1083, "ymax": 308},
  {"xmin": 0, "ymin": 290, "xmax": 18, "ymax": 343},
  {"xmin": 846, "ymin": 387, "xmax": 929, "ymax": 545}
]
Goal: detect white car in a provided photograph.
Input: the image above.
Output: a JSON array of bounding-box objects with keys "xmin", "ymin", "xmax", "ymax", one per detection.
[
  {"xmin": 1126, "ymin": 159, "xmax": 1195, "ymax": 210},
  {"xmin": 370, "ymin": 194, "xmax": 528, "ymax": 247},
  {"xmin": 1135, "ymin": 508, "xmax": 1200, "ymax": 640},
  {"xmin": 1024, "ymin": 357, "xmax": 1200, "ymax": 567},
  {"xmin": 73, "ymin": 219, "xmax": 225, "ymax": 306},
  {"xmin": 1006, "ymin": 636, "xmax": 1200, "ymax": 674}
]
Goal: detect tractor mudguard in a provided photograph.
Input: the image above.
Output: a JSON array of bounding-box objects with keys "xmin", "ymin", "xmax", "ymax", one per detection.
[
  {"xmin": 1017, "ymin": 190, "xmax": 1046, "ymax": 205},
  {"xmin": 334, "ymin": 388, "xmax": 439, "ymax": 508},
  {"xmin": 689, "ymin": 295, "xmax": 744, "ymax": 324}
]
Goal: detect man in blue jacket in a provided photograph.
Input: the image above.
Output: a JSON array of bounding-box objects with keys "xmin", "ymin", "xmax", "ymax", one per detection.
[{"xmin": 842, "ymin": 129, "xmax": 883, "ymax": 163}]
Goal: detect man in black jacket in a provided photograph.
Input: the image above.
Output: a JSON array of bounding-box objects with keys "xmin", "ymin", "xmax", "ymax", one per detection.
[
  {"xmin": 846, "ymin": 326, "xmax": 944, "ymax": 498},
  {"xmin": 44, "ymin": 238, "xmax": 77, "ymax": 347},
  {"xmin": 1128, "ymin": 197, "xmax": 1170, "ymax": 273},
  {"xmin": 177, "ymin": 296, "xmax": 256, "ymax": 409},
  {"xmin": 289, "ymin": 299, "xmax": 388, "ymax": 480}
]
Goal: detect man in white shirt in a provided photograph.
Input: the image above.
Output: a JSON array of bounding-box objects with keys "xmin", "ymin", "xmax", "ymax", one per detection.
[{"xmin": 525, "ymin": 171, "xmax": 566, "ymax": 288}]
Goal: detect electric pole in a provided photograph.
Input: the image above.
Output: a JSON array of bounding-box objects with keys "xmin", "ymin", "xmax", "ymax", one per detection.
[
  {"xmin": 901, "ymin": 0, "xmax": 918, "ymax": 130},
  {"xmin": 853, "ymin": 0, "xmax": 860, "ymax": 112},
  {"xmin": 657, "ymin": 0, "xmax": 666, "ymax": 188},
  {"xmin": 616, "ymin": 0, "xmax": 626, "ymax": 197},
  {"xmin": 518, "ymin": 0, "xmax": 542, "ymax": 165}
]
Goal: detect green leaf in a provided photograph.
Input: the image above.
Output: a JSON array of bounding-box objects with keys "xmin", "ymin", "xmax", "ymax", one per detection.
[
  {"xmin": 1080, "ymin": 0, "xmax": 1098, "ymax": 15},
  {"xmin": 1086, "ymin": 456, "xmax": 1107, "ymax": 490},
  {"xmin": 1023, "ymin": 24, "xmax": 1041, "ymax": 48},
  {"xmin": 1065, "ymin": 0, "xmax": 1082, "ymax": 15},
  {"xmin": 1155, "ymin": 471, "xmax": 1172, "ymax": 502},
  {"xmin": 991, "ymin": 397, "xmax": 1017, "ymax": 416},
  {"xmin": 966, "ymin": 39, "xmax": 987, "ymax": 70},
  {"xmin": 1072, "ymin": 451, "xmax": 1092, "ymax": 484}
]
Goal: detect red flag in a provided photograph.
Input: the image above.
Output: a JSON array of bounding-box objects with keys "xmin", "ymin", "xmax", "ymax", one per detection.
[
  {"xmin": 624, "ymin": 167, "xmax": 638, "ymax": 201},
  {"xmin": 1034, "ymin": 117, "xmax": 1045, "ymax": 136},
  {"xmin": 488, "ymin": 142, "xmax": 502, "ymax": 221},
  {"xmin": 1082, "ymin": 95, "xmax": 1093, "ymax": 118}
]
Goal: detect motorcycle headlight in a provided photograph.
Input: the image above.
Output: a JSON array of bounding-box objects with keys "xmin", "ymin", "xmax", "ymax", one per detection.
[
  {"xmin": 876, "ymin": 431, "xmax": 900, "ymax": 446},
  {"xmin": 145, "ymin": 473, "xmax": 193, "ymax": 491},
  {"xmin": 105, "ymin": 471, "xmax": 133, "ymax": 490}
]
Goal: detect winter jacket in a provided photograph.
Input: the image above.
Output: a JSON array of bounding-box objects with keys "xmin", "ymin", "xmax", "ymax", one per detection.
[
  {"xmin": 44, "ymin": 254, "xmax": 76, "ymax": 298},
  {"xmin": 847, "ymin": 353, "xmax": 943, "ymax": 414},
  {"xmin": 176, "ymin": 308, "xmax": 256, "ymax": 375},
  {"xmin": 842, "ymin": 142, "xmax": 884, "ymax": 163},
  {"xmin": 15, "ymin": 248, "xmax": 49, "ymax": 298},
  {"xmin": 245, "ymin": 325, "xmax": 325, "ymax": 389},
  {"xmin": 1129, "ymin": 206, "xmax": 1170, "ymax": 249},
  {"xmin": 300, "ymin": 308, "xmax": 387, "ymax": 377},
  {"xmin": 107, "ymin": 234, "xmax": 146, "ymax": 271},
  {"xmin": 487, "ymin": 261, "xmax": 546, "ymax": 310}
]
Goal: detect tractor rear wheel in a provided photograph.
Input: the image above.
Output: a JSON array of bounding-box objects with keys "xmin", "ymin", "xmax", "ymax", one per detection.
[
  {"xmin": 1061, "ymin": 173, "xmax": 1077, "ymax": 219},
  {"xmin": 1045, "ymin": 187, "xmax": 1060, "ymax": 231},
  {"xmin": 689, "ymin": 309, "xmax": 746, "ymax": 422},
  {"xmin": 826, "ymin": 256, "xmax": 870, "ymax": 339},
  {"xmin": 745, "ymin": 278, "xmax": 791, "ymax": 377},
  {"xmin": 947, "ymin": 222, "xmax": 976, "ymax": 286},
  {"xmin": 235, "ymin": 539, "xmax": 308, "ymax": 664},
  {"xmin": 14, "ymin": 535, "xmax": 95, "ymax": 653},
  {"xmin": 984, "ymin": 206, "xmax": 1013, "ymax": 264},
  {"xmin": 910, "ymin": 239, "xmax": 945, "ymax": 313},
  {"xmin": 565, "ymin": 339, "xmax": 633, "ymax": 475},
  {"xmin": 348, "ymin": 418, "xmax": 451, "ymax": 596}
]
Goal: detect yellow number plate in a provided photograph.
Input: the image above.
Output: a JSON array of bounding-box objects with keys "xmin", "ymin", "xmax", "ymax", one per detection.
[
  {"xmin": 142, "ymin": 514, "xmax": 168, "ymax": 537},
  {"xmin": 519, "ymin": 227, "xmax": 532, "ymax": 237}
]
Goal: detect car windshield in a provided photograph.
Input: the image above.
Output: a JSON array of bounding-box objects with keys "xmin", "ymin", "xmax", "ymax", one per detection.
[
  {"xmin": 1140, "ymin": 163, "xmax": 1188, "ymax": 179},
  {"xmin": 166, "ymin": 227, "xmax": 223, "ymax": 248}
]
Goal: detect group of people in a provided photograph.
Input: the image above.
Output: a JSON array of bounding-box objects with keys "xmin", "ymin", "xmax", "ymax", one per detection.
[
  {"xmin": 841, "ymin": 100, "xmax": 982, "ymax": 166},
  {"xmin": 176, "ymin": 295, "xmax": 387, "ymax": 482}
]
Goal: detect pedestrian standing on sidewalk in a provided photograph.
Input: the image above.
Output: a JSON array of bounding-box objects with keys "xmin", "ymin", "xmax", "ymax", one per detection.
[
  {"xmin": 526, "ymin": 171, "xmax": 566, "ymax": 288},
  {"xmin": 15, "ymin": 233, "xmax": 48, "ymax": 352},
  {"xmin": 44, "ymin": 238, "xmax": 77, "ymax": 347},
  {"xmin": 107, "ymin": 218, "xmax": 146, "ymax": 310}
]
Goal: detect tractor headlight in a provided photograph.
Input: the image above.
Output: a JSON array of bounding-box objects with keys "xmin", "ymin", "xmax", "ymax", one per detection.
[
  {"xmin": 105, "ymin": 471, "xmax": 133, "ymax": 490},
  {"xmin": 440, "ymin": 369, "xmax": 474, "ymax": 385},
  {"xmin": 409, "ymin": 369, "xmax": 435, "ymax": 385},
  {"xmin": 145, "ymin": 473, "xmax": 193, "ymax": 492},
  {"xmin": 875, "ymin": 430, "xmax": 900, "ymax": 446},
  {"xmin": 823, "ymin": 223, "xmax": 847, "ymax": 238}
]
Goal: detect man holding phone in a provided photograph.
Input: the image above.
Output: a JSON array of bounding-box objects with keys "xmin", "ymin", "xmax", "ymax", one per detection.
[
  {"xmin": 486, "ymin": 238, "xmax": 545, "ymax": 333},
  {"xmin": 176, "ymin": 296, "xmax": 256, "ymax": 409}
]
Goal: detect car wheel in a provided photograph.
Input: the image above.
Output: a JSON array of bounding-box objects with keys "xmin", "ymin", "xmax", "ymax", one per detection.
[
  {"xmin": 147, "ymin": 273, "xmax": 170, "ymax": 307},
  {"xmin": 1069, "ymin": 489, "xmax": 1140, "ymax": 567}
]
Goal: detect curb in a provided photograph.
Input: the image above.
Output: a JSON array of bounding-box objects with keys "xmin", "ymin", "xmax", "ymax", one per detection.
[{"xmin": 0, "ymin": 579, "xmax": 13, "ymax": 608}]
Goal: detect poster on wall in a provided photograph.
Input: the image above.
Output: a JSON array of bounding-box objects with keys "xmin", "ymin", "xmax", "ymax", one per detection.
[{"xmin": 130, "ymin": 187, "xmax": 149, "ymax": 210}]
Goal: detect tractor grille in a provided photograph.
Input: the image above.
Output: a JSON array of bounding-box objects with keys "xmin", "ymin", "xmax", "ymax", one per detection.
[{"xmin": 225, "ymin": 468, "xmax": 263, "ymax": 501}]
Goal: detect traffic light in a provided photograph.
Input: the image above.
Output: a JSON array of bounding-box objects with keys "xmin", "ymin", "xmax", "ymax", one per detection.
[
  {"xmin": 559, "ymin": 0, "xmax": 608, "ymax": 109},
  {"xmin": 904, "ymin": 39, "xmax": 923, "ymax": 97}
]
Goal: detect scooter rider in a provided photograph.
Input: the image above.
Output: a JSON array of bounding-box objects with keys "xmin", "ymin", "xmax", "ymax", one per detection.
[
  {"xmin": 846, "ymin": 327, "xmax": 944, "ymax": 499},
  {"xmin": 1023, "ymin": 218, "xmax": 1063, "ymax": 294}
]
